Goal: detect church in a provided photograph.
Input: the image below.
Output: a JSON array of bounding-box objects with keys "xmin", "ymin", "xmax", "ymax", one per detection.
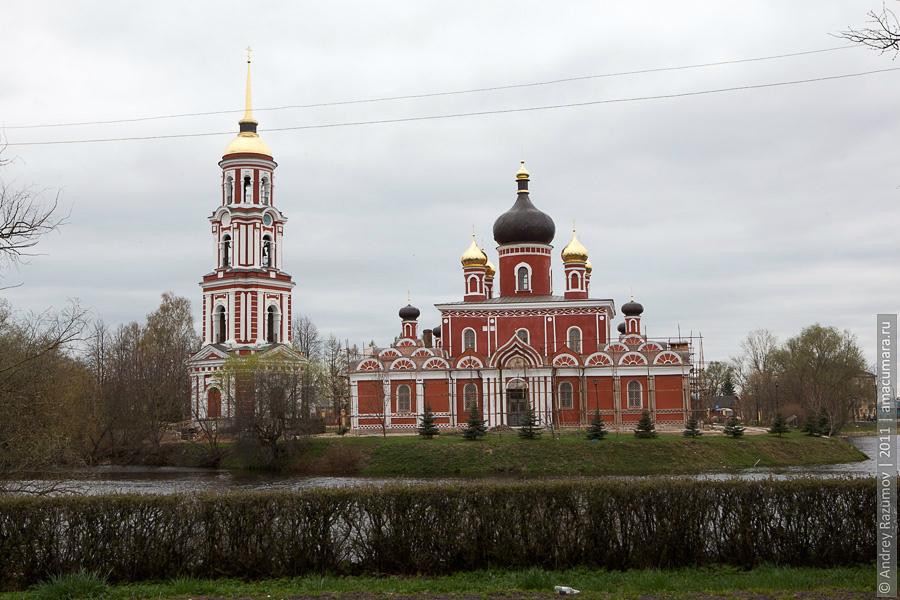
[
  {"xmin": 186, "ymin": 56, "xmax": 303, "ymax": 420},
  {"xmin": 348, "ymin": 163, "xmax": 693, "ymax": 432},
  {"xmin": 184, "ymin": 60, "xmax": 692, "ymax": 430}
]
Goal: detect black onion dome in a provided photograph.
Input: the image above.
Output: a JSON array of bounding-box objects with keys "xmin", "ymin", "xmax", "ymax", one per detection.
[
  {"xmin": 492, "ymin": 162, "xmax": 555, "ymax": 245},
  {"xmin": 399, "ymin": 303, "xmax": 420, "ymax": 320},
  {"xmin": 617, "ymin": 322, "xmax": 626, "ymax": 334},
  {"xmin": 432, "ymin": 326, "xmax": 442, "ymax": 338},
  {"xmin": 493, "ymin": 196, "xmax": 556, "ymax": 245},
  {"xmin": 621, "ymin": 300, "xmax": 644, "ymax": 317}
]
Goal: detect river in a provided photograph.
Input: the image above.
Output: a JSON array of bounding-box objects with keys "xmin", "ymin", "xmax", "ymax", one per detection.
[{"xmin": 8, "ymin": 436, "xmax": 884, "ymax": 495}]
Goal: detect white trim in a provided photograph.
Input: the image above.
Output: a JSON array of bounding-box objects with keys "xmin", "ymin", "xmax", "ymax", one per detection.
[
  {"xmin": 514, "ymin": 262, "xmax": 532, "ymax": 292},
  {"xmin": 462, "ymin": 327, "xmax": 477, "ymax": 352}
]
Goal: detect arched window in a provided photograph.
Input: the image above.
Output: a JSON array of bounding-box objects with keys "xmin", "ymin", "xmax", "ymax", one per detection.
[
  {"xmin": 464, "ymin": 383, "xmax": 478, "ymax": 410},
  {"xmin": 266, "ymin": 305, "xmax": 280, "ymax": 343},
  {"xmin": 213, "ymin": 305, "xmax": 227, "ymax": 344},
  {"xmin": 559, "ymin": 381, "xmax": 574, "ymax": 410},
  {"xmin": 262, "ymin": 235, "xmax": 272, "ymax": 268},
  {"xmin": 222, "ymin": 235, "xmax": 232, "ymax": 268},
  {"xmin": 568, "ymin": 327, "xmax": 582, "ymax": 353},
  {"xmin": 570, "ymin": 271, "xmax": 580, "ymax": 290},
  {"xmin": 261, "ymin": 177, "xmax": 270, "ymax": 205},
  {"xmin": 517, "ymin": 266, "xmax": 529, "ymax": 291},
  {"xmin": 243, "ymin": 175, "xmax": 252, "ymax": 203},
  {"xmin": 397, "ymin": 384, "xmax": 412, "ymax": 412},
  {"xmin": 467, "ymin": 275, "xmax": 478, "ymax": 294},
  {"xmin": 207, "ymin": 387, "xmax": 222, "ymax": 419},
  {"xmin": 463, "ymin": 328, "xmax": 476, "ymax": 351},
  {"xmin": 627, "ymin": 380, "xmax": 642, "ymax": 409},
  {"xmin": 516, "ymin": 328, "xmax": 529, "ymax": 344},
  {"xmin": 225, "ymin": 176, "xmax": 233, "ymax": 204}
]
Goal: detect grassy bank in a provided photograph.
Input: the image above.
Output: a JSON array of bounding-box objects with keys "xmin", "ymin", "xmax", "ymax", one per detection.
[
  {"xmin": 10, "ymin": 565, "xmax": 873, "ymax": 599},
  {"xmin": 272, "ymin": 430, "xmax": 866, "ymax": 476}
]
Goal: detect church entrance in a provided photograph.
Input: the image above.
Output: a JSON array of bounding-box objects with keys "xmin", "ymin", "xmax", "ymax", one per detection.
[{"xmin": 506, "ymin": 379, "xmax": 529, "ymax": 426}]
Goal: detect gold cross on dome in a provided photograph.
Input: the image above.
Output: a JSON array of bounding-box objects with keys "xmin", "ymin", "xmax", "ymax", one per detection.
[{"xmin": 246, "ymin": 46, "xmax": 252, "ymax": 63}]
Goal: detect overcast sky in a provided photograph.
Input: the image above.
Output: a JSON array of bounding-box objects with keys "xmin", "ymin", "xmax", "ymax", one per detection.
[{"xmin": 2, "ymin": 1, "xmax": 898, "ymax": 369}]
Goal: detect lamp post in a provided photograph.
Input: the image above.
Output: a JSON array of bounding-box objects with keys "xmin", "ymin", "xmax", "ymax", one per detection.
[
  {"xmin": 774, "ymin": 376, "xmax": 779, "ymax": 416},
  {"xmin": 593, "ymin": 379, "xmax": 599, "ymax": 416},
  {"xmin": 754, "ymin": 384, "xmax": 759, "ymax": 426}
]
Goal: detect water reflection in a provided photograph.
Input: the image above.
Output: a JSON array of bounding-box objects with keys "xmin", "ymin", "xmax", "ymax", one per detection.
[{"xmin": 10, "ymin": 436, "xmax": 885, "ymax": 495}]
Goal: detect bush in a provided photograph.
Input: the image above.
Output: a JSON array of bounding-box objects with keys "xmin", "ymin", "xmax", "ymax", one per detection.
[{"xmin": 0, "ymin": 478, "xmax": 879, "ymax": 589}]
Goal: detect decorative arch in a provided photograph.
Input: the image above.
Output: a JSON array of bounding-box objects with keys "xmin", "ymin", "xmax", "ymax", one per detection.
[
  {"xmin": 454, "ymin": 350, "xmax": 485, "ymax": 369},
  {"xmin": 412, "ymin": 348, "xmax": 434, "ymax": 358},
  {"xmin": 605, "ymin": 342, "xmax": 629, "ymax": 353},
  {"xmin": 224, "ymin": 176, "xmax": 234, "ymax": 204},
  {"xmin": 378, "ymin": 348, "xmax": 402, "ymax": 359},
  {"xmin": 260, "ymin": 176, "xmax": 271, "ymax": 205},
  {"xmin": 619, "ymin": 352, "xmax": 648, "ymax": 366},
  {"xmin": 489, "ymin": 334, "xmax": 542, "ymax": 369},
  {"xmin": 390, "ymin": 358, "xmax": 416, "ymax": 370},
  {"xmin": 622, "ymin": 335, "xmax": 644, "ymax": 345},
  {"xmin": 423, "ymin": 357, "xmax": 450, "ymax": 370},
  {"xmin": 396, "ymin": 338, "xmax": 417, "ymax": 347},
  {"xmin": 654, "ymin": 351, "xmax": 683, "ymax": 365},
  {"xmin": 552, "ymin": 354, "xmax": 578, "ymax": 367},
  {"xmin": 357, "ymin": 358, "xmax": 383, "ymax": 371},
  {"xmin": 638, "ymin": 341, "xmax": 664, "ymax": 352},
  {"xmin": 585, "ymin": 352, "xmax": 613, "ymax": 366}
]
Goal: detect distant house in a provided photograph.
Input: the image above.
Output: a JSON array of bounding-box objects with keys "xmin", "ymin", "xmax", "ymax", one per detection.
[
  {"xmin": 709, "ymin": 395, "xmax": 739, "ymax": 422},
  {"xmin": 850, "ymin": 371, "xmax": 877, "ymax": 421}
]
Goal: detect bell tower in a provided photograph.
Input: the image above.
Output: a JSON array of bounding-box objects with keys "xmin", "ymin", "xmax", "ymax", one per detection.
[{"xmin": 199, "ymin": 49, "xmax": 295, "ymax": 347}]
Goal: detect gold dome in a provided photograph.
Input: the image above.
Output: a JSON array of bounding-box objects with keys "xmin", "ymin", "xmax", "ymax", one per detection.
[
  {"xmin": 224, "ymin": 50, "xmax": 272, "ymax": 158},
  {"xmin": 485, "ymin": 259, "xmax": 496, "ymax": 278},
  {"xmin": 461, "ymin": 236, "xmax": 487, "ymax": 267},
  {"xmin": 561, "ymin": 229, "xmax": 589, "ymax": 263},
  {"xmin": 224, "ymin": 133, "xmax": 272, "ymax": 157},
  {"xmin": 516, "ymin": 160, "xmax": 530, "ymax": 180},
  {"xmin": 585, "ymin": 258, "xmax": 593, "ymax": 275}
]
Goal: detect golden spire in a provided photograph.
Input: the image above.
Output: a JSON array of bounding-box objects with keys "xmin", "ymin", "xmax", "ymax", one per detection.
[
  {"xmin": 561, "ymin": 228, "xmax": 589, "ymax": 263},
  {"xmin": 461, "ymin": 235, "xmax": 488, "ymax": 267},
  {"xmin": 585, "ymin": 258, "xmax": 593, "ymax": 275},
  {"xmin": 241, "ymin": 46, "xmax": 256, "ymax": 125},
  {"xmin": 224, "ymin": 46, "xmax": 271, "ymax": 157}
]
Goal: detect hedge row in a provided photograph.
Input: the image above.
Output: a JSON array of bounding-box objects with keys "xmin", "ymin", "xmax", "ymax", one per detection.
[{"xmin": 0, "ymin": 478, "xmax": 876, "ymax": 589}]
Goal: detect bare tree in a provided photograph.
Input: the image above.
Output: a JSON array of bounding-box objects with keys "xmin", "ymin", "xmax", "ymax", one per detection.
[
  {"xmin": 292, "ymin": 314, "xmax": 322, "ymax": 358},
  {"xmin": 215, "ymin": 353, "xmax": 303, "ymax": 463},
  {"xmin": 0, "ymin": 299, "xmax": 90, "ymax": 494},
  {"xmin": 0, "ymin": 152, "xmax": 66, "ymax": 279},
  {"xmin": 837, "ymin": 3, "xmax": 900, "ymax": 55}
]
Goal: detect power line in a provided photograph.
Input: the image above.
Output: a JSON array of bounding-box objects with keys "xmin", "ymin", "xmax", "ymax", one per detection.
[
  {"xmin": 5, "ymin": 46, "xmax": 855, "ymax": 130},
  {"xmin": 7, "ymin": 66, "xmax": 897, "ymax": 148}
]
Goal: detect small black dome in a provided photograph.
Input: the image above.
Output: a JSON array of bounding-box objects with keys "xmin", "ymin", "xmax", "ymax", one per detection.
[
  {"xmin": 493, "ymin": 194, "xmax": 556, "ymax": 245},
  {"xmin": 617, "ymin": 322, "xmax": 626, "ymax": 334},
  {"xmin": 432, "ymin": 325, "xmax": 442, "ymax": 338},
  {"xmin": 621, "ymin": 300, "xmax": 644, "ymax": 317},
  {"xmin": 399, "ymin": 303, "xmax": 420, "ymax": 320}
]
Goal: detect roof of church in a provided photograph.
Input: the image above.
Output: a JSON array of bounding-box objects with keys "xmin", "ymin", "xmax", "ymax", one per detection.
[{"xmin": 437, "ymin": 295, "xmax": 613, "ymax": 306}]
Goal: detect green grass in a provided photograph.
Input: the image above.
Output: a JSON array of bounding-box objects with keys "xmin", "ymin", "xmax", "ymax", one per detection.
[
  {"xmin": 29, "ymin": 569, "xmax": 109, "ymax": 600},
  {"xmin": 842, "ymin": 421, "xmax": 878, "ymax": 435},
  {"xmin": 289, "ymin": 429, "xmax": 867, "ymax": 477},
  {"xmin": 4, "ymin": 566, "xmax": 874, "ymax": 599}
]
